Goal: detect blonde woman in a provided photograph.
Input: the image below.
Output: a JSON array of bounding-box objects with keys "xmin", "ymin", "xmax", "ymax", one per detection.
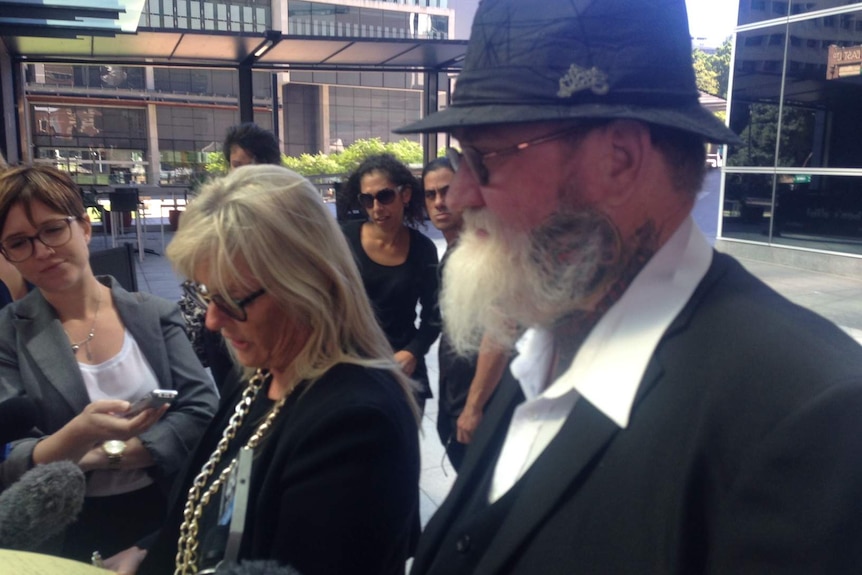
[{"xmin": 110, "ymin": 164, "xmax": 420, "ymax": 575}]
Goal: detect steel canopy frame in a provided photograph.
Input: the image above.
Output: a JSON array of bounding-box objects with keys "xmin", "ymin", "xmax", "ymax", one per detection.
[{"xmin": 0, "ymin": 26, "xmax": 467, "ymax": 163}]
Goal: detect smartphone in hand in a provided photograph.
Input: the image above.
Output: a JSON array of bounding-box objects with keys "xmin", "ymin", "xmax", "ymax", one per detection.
[{"xmin": 123, "ymin": 389, "xmax": 178, "ymax": 418}]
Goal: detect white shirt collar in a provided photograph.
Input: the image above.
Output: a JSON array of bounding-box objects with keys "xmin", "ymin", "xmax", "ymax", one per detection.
[{"xmin": 510, "ymin": 217, "xmax": 713, "ymax": 428}]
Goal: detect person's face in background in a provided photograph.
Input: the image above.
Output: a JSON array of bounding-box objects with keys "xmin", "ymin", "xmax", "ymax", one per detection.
[
  {"xmin": 424, "ymin": 167, "xmax": 461, "ymax": 237},
  {"xmin": 229, "ymin": 145, "xmax": 256, "ymax": 171},
  {"xmin": 360, "ymin": 170, "xmax": 409, "ymax": 231}
]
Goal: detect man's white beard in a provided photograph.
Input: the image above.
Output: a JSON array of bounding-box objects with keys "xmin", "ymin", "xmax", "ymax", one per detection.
[{"xmin": 441, "ymin": 207, "xmax": 620, "ymax": 355}]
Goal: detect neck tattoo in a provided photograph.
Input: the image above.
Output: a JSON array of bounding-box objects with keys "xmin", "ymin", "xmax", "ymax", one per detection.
[{"xmin": 66, "ymin": 289, "xmax": 103, "ymax": 361}]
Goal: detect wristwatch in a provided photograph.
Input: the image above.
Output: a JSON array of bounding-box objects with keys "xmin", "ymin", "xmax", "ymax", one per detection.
[{"xmin": 102, "ymin": 439, "xmax": 127, "ymax": 468}]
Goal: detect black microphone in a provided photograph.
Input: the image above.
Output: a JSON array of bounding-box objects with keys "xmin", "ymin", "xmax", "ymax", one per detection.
[
  {"xmin": 0, "ymin": 460, "xmax": 86, "ymax": 551},
  {"xmin": 215, "ymin": 560, "xmax": 304, "ymax": 575},
  {"xmin": 0, "ymin": 396, "xmax": 38, "ymax": 446}
]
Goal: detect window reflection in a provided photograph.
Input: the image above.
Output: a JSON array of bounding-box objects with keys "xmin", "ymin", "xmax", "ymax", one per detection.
[{"xmin": 724, "ymin": 7, "xmax": 862, "ymax": 253}]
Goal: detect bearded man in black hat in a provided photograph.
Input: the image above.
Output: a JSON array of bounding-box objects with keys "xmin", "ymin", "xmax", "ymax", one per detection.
[{"xmin": 396, "ymin": 0, "xmax": 862, "ymax": 573}]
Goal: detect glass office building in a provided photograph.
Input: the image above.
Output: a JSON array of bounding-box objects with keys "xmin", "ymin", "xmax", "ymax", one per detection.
[
  {"xmin": 721, "ymin": 0, "xmax": 862, "ymax": 268},
  {"xmin": 20, "ymin": 0, "xmax": 452, "ymax": 186}
]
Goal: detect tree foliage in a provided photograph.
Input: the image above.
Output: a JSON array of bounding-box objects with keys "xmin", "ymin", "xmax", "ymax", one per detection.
[
  {"xmin": 692, "ymin": 36, "xmax": 732, "ymax": 98},
  {"xmin": 277, "ymin": 137, "xmax": 424, "ymax": 177},
  {"xmin": 693, "ymin": 49, "xmax": 719, "ymax": 96},
  {"xmin": 727, "ymin": 103, "xmax": 814, "ymax": 169},
  {"xmin": 203, "ymin": 137, "xmax": 424, "ymax": 178}
]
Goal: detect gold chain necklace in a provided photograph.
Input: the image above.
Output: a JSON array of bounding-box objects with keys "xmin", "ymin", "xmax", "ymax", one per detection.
[
  {"xmin": 64, "ymin": 288, "xmax": 102, "ymax": 361},
  {"xmin": 174, "ymin": 369, "xmax": 296, "ymax": 575}
]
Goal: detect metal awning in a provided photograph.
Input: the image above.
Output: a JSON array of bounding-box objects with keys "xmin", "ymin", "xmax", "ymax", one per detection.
[
  {"xmin": 1, "ymin": 29, "xmax": 468, "ymax": 72},
  {"xmin": 0, "ymin": 0, "xmax": 465, "ymax": 164}
]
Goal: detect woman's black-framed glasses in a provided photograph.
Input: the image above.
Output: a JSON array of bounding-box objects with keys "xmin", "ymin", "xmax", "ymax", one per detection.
[
  {"xmin": 184, "ymin": 282, "xmax": 266, "ymax": 322},
  {"xmin": 357, "ymin": 185, "xmax": 402, "ymax": 210},
  {"xmin": 0, "ymin": 216, "xmax": 77, "ymax": 263},
  {"xmin": 445, "ymin": 125, "xmax": 590, "ymax": 186}
]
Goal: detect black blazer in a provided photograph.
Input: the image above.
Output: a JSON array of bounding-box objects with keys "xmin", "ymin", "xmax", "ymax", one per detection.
[
  {"xmin": 141, "ymin": 362, "xmax": 420, "ymax": 575},
  {"xmin": 412, "ymin": 252, "xmax": 862, "ymax": 574}
]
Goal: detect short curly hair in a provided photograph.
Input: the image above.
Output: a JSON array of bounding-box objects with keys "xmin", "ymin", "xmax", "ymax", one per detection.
[{"xmin": 222, "ymin": 123, "xmax": 282, "ymax": 166}]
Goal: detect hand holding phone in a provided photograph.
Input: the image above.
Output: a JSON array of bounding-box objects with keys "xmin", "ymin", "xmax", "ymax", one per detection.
[{"xmin": 123, "ymin": 389, "xmax": 178, "ymax": 418}]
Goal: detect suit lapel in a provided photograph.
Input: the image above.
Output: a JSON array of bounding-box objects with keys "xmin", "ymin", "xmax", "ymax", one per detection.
[
  {"xmin": 474, "ymin": 395, "xmax": 620, "ymax": 575},
  {"xmin": 413, "ymin": 371, "xmax": 523, "ymax": 573},
  {"xmin": 470, "ymin": 252, "xmax": 731, "ymax": 573},
  {"xmin": 16, "ymin": 291, "xmax": 89, "ymax": 414},
  {"xmin": 417, "ymin": 253, "xmax": 733, "ymax": 574}
]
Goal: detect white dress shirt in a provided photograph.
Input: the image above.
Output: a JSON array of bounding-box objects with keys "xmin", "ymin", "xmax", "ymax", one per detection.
[{"xmin": 488, "ymin": 217, "xmax": 713, "ymax": 503}]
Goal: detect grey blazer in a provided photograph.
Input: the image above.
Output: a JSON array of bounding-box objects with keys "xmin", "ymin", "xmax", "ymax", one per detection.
[{"xmin": 0, "ymin": 276, "xmax": 218, "ymax": 488}]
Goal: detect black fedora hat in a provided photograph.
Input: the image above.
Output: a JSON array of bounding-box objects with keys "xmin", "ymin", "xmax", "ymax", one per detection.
[{"xmin": 395, "ymin": 0, "xmax": 741, "ymax": 145}]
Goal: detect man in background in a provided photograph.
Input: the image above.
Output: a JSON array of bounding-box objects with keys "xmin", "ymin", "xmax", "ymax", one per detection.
[
  {"xmin": 223, "ymin": 122, "xmax": 282, "ymax": 170},
  {"xmin": 396, "ymin": 0, "xmax": 862, "ymax": 573},
  {"xmin": 423, "ymin": 157, "xmax": 507, "ymax": 471}
]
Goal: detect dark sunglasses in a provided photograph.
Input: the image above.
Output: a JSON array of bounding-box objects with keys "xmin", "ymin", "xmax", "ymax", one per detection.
[
  {"xmin": 184, "ymin": 282, "xmax": 266, "ymax": 322},
  {"xmin": 446, "ymin": 125, "xmax": 591, "ymax": 186},
  {"xmin": 357, "ymin": 186, "xmax": 402, "ymax": 210},
  {"xmin": 424, "ymin": 185, "xmax": 449, "ymax": 201}
]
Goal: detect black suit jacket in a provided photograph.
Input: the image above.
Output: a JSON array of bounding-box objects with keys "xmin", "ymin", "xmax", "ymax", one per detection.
[
  {"xmin": 412, "ymin": 252, "xmax": 862, "ymax": 574},
  {"xmin": 141, "ymin": 362, "xmax": 420, "ymax": 575}
]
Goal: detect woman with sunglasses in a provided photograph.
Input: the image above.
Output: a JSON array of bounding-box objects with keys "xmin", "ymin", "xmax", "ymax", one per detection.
[
  {"xmin": 105, "ymin": 164, "xmax": 420, "ymax": 575},
  {"xmin": 342, "ymin": 153, "xmax": 441, "ymax": 411},
  {"xmin": 0, "ymin": 165, "xmax": 218, "ymax": 561}
]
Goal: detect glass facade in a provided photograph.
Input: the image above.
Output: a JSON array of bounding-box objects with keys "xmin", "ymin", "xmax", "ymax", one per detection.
[
  {"xmin": 139, "ymin": 0, "xmax": 270, "ymax": 32},
  {"xmin": 31, "ymin": 105, "xmax": 148, "ymax": 185},
  {"xmin": 19, "ymin": 0, "xmax": 452, "ymax": 186},
  {"xmin": 288, "ymin": 1, "xmax": 449, "ymax": 38},
  {"xmin": 25, "ymin": 63, "xmax": 276, "ymax": 185},
  {"xmin": 330, "ymin": 85, "xmax": 421, "ymax": 145},
  {"xmin": 723, "ymin": 4, "xmax": 862, "ymax": 256}
]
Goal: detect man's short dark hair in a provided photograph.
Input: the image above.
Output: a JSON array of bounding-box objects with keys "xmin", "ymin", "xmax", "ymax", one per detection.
[
  {"xmin": 421, "ymin": 157, "xmax": 453, "ymax": 183},
  {"xmin": 648, "ymin": 125, "xmax": 707, "ymax": 196},
  {"xmin": 222, "ymin": 123, "xmax": 282, "ymax": 165}
]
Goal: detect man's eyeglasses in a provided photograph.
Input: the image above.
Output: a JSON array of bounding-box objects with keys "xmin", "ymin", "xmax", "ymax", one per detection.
[
  {"xmin": 0, "ymin": 216, "xmax": 77, "ymax": 263},
  {"xmin": 446, "ymin": 125, "xmax": 591, "ymax": 186},
  {"xmin": 357, "ymin": 186, "xmax": 402, "ymax": 210},
  {"xmin": 184, "ymin": 282, "xmax": 266, "ymax": 322},
  {"xmin": 424, "ymin": 185, "xmax": 449, "ymax": 201}
]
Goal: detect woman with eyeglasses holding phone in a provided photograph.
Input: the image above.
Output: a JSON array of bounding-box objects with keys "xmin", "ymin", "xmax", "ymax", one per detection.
[
  {"xmin": 105, "ymin": 164, "xmax": 420, "ymax": 575},
  {"xmin": 342, "ymin": 153, "xmax": 441, "ymax": 412},
  {"xmin": 0, "ymin": 165, "xmax": 218, "ymax": 561}
]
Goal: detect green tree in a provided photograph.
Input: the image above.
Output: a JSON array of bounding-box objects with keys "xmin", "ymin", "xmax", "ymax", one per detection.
[
  {"xmin": 713, "ymin": 37, "xmax": 732, "ymax": 99},
  {"xmin": 204, "ymin": 137, "xmax": 426, "ymax": 178},
  {"xmin": 693, "ymin": 48, "xmax": 719, "ymax": 96},
  {"xmin": 692, "ymin": 37, "xmax": 732, "ymax": 99},
  {"xmin": 383, "ymin": 139, "xmax": 423, "ymax": 165},
  {"xmin": 281, "ymin": 138, "xmax": 425, "ymax": 177},
  {"xmin": 727, "ymin": 103, "xmax": 814, "ymax": 169},
  {"xmin": 283, "ymin": 152, "xmax": 341, "ymax": 175},
  {"xmin": 333, "ymin": 138, "xmax": 388, "ymax": 174},
  {"xmin": 205, "ymin": 151, "xmax": 227, "ymax": 175}
]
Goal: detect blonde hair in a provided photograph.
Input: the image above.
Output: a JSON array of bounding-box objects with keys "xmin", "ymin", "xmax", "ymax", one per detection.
[{"xmin": 167, "ymin": 164, "xmax": 419, "ymax": 421}]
